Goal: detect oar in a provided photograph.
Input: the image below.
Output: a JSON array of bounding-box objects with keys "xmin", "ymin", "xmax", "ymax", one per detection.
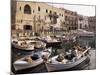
[{"xmin": 77, "ymin": 47, "xmax": 91, "ymax": 59}]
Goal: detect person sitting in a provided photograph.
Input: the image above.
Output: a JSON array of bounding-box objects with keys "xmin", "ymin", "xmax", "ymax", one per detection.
[
  {"xmin": 65, "ymin": 47, "xmax": 78, "ymax": 61},
  {"xmin": 24, "ymin": 56, "xmax": 33, "ymax": 63},
  {"xmin": 65, "ymin": 50, "xmax": 72, "ymax": 60},
  {"xmin": 71, "ymin": 47, "xmax": 78, "ymax": 57},
  {"xmin": 56, "ymin": 54, "xmax": 64, "ymax": 62}
]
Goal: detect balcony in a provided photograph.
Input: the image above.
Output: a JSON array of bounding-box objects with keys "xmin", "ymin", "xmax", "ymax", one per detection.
[{"xmin": 48, "ymin": 13, "xmax": 59, "ymax": 18}]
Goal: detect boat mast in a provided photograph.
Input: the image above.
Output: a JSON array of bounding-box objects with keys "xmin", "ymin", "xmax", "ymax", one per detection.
[{"xmin": 51, "ymin": 0, "xmax": 54, "ymax": 36}]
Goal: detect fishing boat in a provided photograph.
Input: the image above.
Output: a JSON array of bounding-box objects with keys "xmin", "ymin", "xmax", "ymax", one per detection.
[
  {"xmin": 13, "ymin": 54, "xmax": 43, "ymax": 71},
  {"xmin": 45, "ymin": 47, "xmax": 90, "ymax": 72},
  {"xmin": 41, "ymin": 36, "xmax": 61, "ymax": 47},
  {"xmin": 13, "ymin": 47, "xmax": 52, "ymax": 71},
  {"xmin": 12, "ymin": 42, "xmax": 35, "ymax": 51},
  {"xmin": 45, "ymin": 39, "xmax": 61, "ymax": 48},
  {"xmin": 12, "ymin": 39, "xmax": 46, "ymax": 51}
]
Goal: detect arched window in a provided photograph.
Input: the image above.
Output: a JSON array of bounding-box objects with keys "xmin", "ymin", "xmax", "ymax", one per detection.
[
  {"xmin": 38, "ymin": 6, "xmax": 40, "ymax": 11},
  {"xmin": 24, "ymin": 4, "xmax": 31, "ymax": 14},
  {"xmin": 80, "ymin": 24, "xmax": 82, "ymax": 29},
  {"xmin": 19, "ymin": 7, "xmax": 21, "ymax": 11},
  {"xmin": 46, "ymin": 9, "xmax": 48, "ymax": 13},
  {"xmin": 33, "ymin": 10, "xmax": 34, "ymax": 13},
  {"xmin": 50, "ymin": 10, "xmax": 52, "ymax": 14}
]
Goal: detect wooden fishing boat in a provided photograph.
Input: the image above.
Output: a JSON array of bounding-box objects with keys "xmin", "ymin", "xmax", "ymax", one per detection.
[
  {"xmin": 13, "ymin": 47, "xmax": 52, "ymax": 71},
  {"xmin": 45, "ymin": 48, "xmax": 90, "ymax": 72},
  {"xmin": 13, "ymin": 54, "xmax": 43, "ymax": 71}
]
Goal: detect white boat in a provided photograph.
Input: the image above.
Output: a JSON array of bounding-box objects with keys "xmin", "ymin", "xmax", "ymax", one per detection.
[
  {"xmin": 13, "ymin": 54, "xmax": 43, "ymax": 71},
  {"xmin": 41, "ymin": 36, "xmax": 61, "ymax": 47},
  {"xmin": 12, "ymin": 43, "xmax": 35, "ymax": 51},
  {"xmin": 12, "ymin": 38, "xmax": 35, "ymax": 51},
  {"xmin": 45, "ymin": 48, "xmax": 90, "ymax": 72},
  {"xmin": 12, "ymin": 40, "xmax": 46, "ymax": 51}
]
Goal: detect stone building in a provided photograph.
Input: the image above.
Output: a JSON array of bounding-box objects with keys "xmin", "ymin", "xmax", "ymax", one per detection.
[
  {"xmin": 11, "ymin": 1, "xmax": 65, "ymax": 36},
  {"xmin": 88, "ymin": 16, "xmax": 96, "ymax": 32},
  {"xmin": 63, "ymin": 9, "xmax": 78, "ymax": 31},
  {"xmin": 78, "ymin": 15, "xmax": 89, "ymax": 30},
  {"xmin": 11, "ymin": 0, "xmax": 17, "ymax": 30}
]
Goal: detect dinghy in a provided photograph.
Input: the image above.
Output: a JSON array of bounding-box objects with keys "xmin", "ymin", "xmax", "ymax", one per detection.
[{"xmin": 46, "ymin": 47, "xmax": 90, "ymax": 72}]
